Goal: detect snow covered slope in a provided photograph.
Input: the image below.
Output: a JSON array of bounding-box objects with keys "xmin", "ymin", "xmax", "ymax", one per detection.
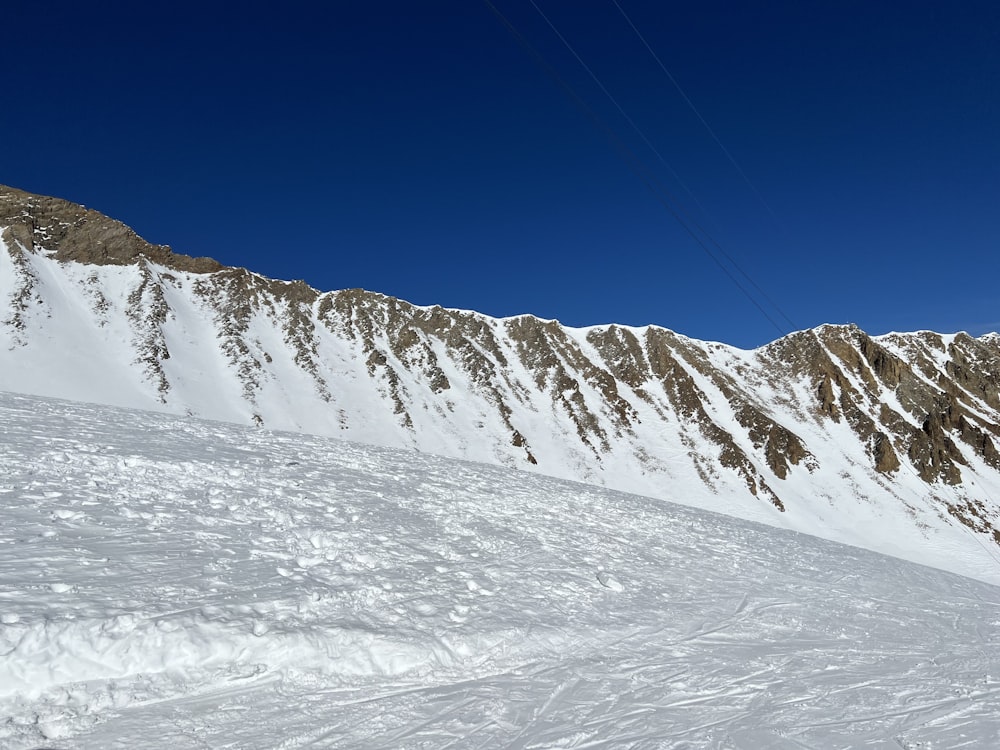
[
  {"xmin": 3, "ymin": 184, "xmax": 1000, "ymax": 583},
  {"xmin": 1, "ymin": 391, "xmax": 999, "ymax": 749}
]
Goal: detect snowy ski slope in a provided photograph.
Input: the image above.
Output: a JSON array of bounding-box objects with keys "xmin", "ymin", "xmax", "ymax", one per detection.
[{"xmin": 2, "ymin": 391, "xmax": 999, "ymax": 748}]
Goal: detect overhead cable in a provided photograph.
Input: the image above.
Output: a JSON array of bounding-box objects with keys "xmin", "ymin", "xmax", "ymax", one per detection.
[
  {"xmin": 610, "ymin": 0, "xmax": 784, "ymax": 228},
  {"xmin": 529, "ymin": 0, "xmax": 798, "ymax": 332},
  {"xmin": 482, "ymin": 0, "xmax": 789, "ymax": 337}
]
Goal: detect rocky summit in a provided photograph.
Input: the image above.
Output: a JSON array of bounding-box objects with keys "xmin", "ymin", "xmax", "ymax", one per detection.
[{"xmin": 2, "ymin": 184, "xmax": 999, "ymax": 581}]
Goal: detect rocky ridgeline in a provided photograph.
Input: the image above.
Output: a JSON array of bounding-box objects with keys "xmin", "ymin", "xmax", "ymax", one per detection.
[{"xmin": 2, "ymin": 185, "xmax": 999, "ymax": 546}]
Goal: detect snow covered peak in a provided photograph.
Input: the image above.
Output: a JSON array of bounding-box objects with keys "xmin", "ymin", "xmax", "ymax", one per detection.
[{"xmin": 2, "ymin": 186, "xmax": 1000, "ymax": 584}]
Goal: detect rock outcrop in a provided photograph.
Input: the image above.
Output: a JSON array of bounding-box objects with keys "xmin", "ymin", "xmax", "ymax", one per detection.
[{"xmin": 3, "ymin": 185, "xmax": 999, "ymax": 566}]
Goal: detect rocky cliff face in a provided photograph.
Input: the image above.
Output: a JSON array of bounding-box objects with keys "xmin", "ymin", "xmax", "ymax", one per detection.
[{"xmin": 3, "ymin": 185, "xmax": 999, "ymax": 577}]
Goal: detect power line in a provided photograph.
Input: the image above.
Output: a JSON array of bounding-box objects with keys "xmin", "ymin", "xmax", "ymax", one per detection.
[
  {"xmin": 527, "ymin": 0, "xmax": 797, "ymax": 333},
  {"xmin": 524, "ymin": 0, "xmax": 704, "ymax": 219},
  {"xmin": 610, "ymin": 0, "xmax": 784, "ymax": 229},
  {"xmin": 484, "ymin": 0, "xmax": 791, "ymax": 336}
]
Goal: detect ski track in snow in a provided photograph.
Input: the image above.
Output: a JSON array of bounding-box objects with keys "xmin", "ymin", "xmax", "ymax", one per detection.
[{"xmin": 1, "ymin": 391, "xmax": 999, "ymax": 749}]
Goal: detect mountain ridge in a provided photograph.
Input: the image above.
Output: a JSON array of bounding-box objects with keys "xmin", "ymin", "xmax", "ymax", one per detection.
[{"xmin": 3, "ymin": 184, "xmax": 1000, "ymax": 581}]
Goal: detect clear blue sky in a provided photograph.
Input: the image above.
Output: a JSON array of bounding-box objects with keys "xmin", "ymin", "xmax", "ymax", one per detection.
[{"xmin": 5, "ymin": 1, "xmax": 998, "ymax": 348}]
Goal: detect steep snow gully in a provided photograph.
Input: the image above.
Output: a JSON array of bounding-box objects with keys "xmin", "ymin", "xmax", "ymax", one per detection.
[{"xmin": 2, "ymin": 392, "xmax": 999, "ymax": 748}]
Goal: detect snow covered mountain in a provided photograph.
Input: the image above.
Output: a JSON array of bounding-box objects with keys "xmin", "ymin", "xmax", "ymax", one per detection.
[
  {"xmin": 2, "ymin": 391, "xmax": 999, "ymax": 749},
  {"xmin": 3, "ymin": 184, "xmax": 1000, "ymax": 582}
]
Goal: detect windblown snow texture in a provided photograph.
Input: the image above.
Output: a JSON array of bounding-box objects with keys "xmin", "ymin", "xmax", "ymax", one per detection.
[{"xmin": 1, "ymin": 392, "xmax": 999, "ymax": 748}]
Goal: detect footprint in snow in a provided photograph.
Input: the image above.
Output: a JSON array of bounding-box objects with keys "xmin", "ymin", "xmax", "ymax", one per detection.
[{"xmin": 596, "ymin": 568, "xmax": 623, "ymax": 592}]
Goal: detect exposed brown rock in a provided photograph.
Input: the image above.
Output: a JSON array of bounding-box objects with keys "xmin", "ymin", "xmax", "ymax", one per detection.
[
  {"xmin": 0, "ymin": 185, "xmax": 222, "ymax": 273},
  {"xmin": 511, "ymin": 429, "xmax": 537, "ymax": 464},
  {"xmin": 816, "ymin": 374, "xmax": 839, "ymax": 419},
  {"xmin": 945, "ymin": 497, "xmax": 1000, "ymax": 542},
  {"xmin": 909, "ymin": 409, "xmax": 966, "ymax": 484},
  {"xmin": 585, "ymin": 325, "xmax": 651, "ymax": 390},
  {"xmin": 1, "ymin": 229, "xmax": 40, "ymax": 336},
  {"xmin": 945, "ymin": 333, "xmax": 1000, "ymax": 412},
  {"xmin": 756, "ymin": 325, "xmax": 1000, "ymax": 486},
  {"xmin": 127, "ymin": 262, "xmax": 172, "ymax": 400},
  {"xmin": 734, "ymin": 403, "xmax": 811, "ymax": 480},
  {"xmin": 505, "ymin": 315, "xmax": 634, "ymax": 456},
  {"xmin": 872, "ymin": 432, "xmax": 900, "ymax": 473}
]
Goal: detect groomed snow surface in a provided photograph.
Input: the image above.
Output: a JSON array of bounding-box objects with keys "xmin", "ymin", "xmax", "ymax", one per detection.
[{"xmin": 2, "ymin": 392, "xmax": 999, "ymax": 749}]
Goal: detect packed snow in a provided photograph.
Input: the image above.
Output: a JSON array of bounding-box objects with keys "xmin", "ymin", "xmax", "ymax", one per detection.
[{"xmin": 2, "ymin": 391, "xmax": 999, "ymax": 748}]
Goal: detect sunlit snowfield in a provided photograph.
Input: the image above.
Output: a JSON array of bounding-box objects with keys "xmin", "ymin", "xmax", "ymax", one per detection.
[{"xmin": 2, "ymin": 391, "xmax": 999, "ymax": 749}]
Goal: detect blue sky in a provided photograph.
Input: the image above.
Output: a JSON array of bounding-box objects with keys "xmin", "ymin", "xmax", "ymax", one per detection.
[{"xmin": 5, "ymin": 1, "xmax": 998, "ymax": 348}]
